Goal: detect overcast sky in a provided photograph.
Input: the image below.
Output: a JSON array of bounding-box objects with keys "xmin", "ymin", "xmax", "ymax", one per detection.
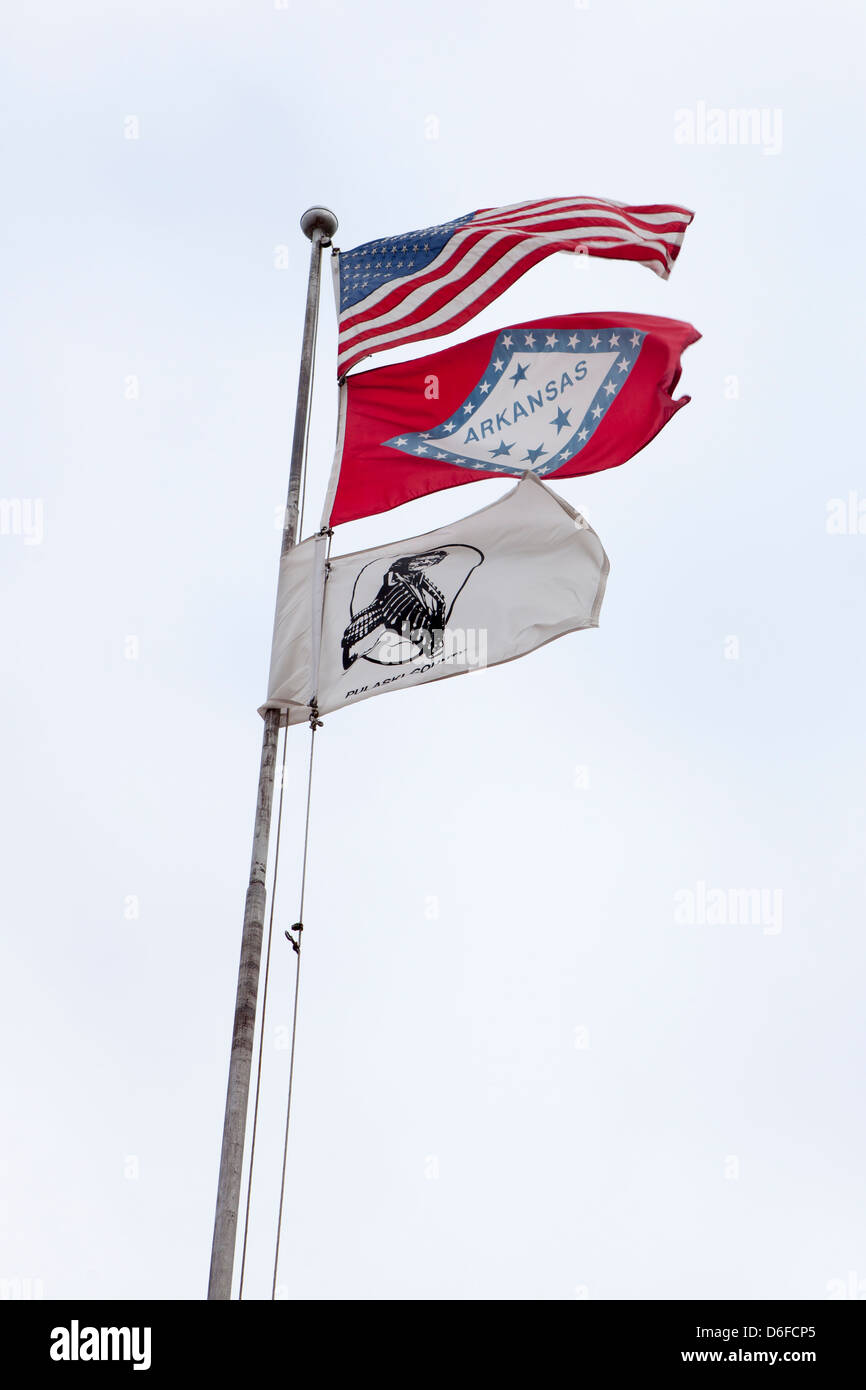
[{"xmin": 2, "ymin": 0, "xmax": 865, "ymax": 1301}]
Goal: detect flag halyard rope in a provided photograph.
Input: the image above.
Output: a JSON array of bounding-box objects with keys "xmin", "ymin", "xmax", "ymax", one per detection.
[
  {"xmin": 271, "ymin": 710, "xmax": 320, "ymax": 1299},
  {"xmin": 237, "ymin": 720, "xmax": 290, "ymax": 1299}
]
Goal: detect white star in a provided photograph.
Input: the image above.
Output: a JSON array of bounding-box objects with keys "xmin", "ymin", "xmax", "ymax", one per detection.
[
  {"xmin": 578, "ymin": 428, "xmax": 588, "ymax": 441},
  {"xmin": 617, "ymin": 357, "xmax": 630, "ymax": 373},
  {"xmin": 502, "ymin": 334, "xmax": 513, "ymax": 349},
  {"xmin": 524, "ymin": 332, "xmax": 536, "ymax": 347},
  {"xmin": 479, "ymin": 380, "xmax": 491, "ymax": 394},
  {"xmin": 421, "ymin": 432, "xmax": 431, "ymax": 438},
  {"xmin": 443, "ymin": 422, "xmax": 455, "ymax": 432},
  {"xmin": 545, "ymin": 333, "xmax": 557, "ymax": 347},
  {"xmin": 609, "ymin": 333, "xmax": 619, "ymax": 347},
  {"xmin": 568, "ymin": 334, "xmax": 579, "ymax": 347},
  {"xmin": 603, "ymin": 381, "xmax": 616, "ymax": 397},
  {"xmin": 630, "ymin": 331, "xmax": 641, "ymax": 348},
  {"xmin": 463, "ymin": 403, "xmax": 473, "ymax": 414},
  {"xmin": 493, "ymin": 357, "xmax": 505, "ymax": 372},
  {"xmin": 435, "ymin": 452, "xmax": 447, "ymax": 459},
  {"xmin": 559, "ymin": 450, "xmax": 570, "ymax": 459},
  {"xmin": 590, "ymin": 333, "xmax": 601, "ymax": 348},
  {"xmin": 591, "ymin": 405, "xmax": 603, "ymax": 419},
  {"xmin": 415, "ymin": 445, "xmax": 428, "ymax": 453},
  {"xmin": 395, "ymin": 437, "xmax": 408, "ymax": 446}
]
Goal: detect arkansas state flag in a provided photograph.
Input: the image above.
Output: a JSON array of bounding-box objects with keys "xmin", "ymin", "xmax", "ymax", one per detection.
[{"xmin": 323, "ymin": 313, "xmax": 699, "ymax": 527}]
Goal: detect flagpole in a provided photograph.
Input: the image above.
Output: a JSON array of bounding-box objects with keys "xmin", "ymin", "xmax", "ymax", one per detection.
[{"xmin": 207, "ymin": 205, "xmax": 338, "ymax": 1301}]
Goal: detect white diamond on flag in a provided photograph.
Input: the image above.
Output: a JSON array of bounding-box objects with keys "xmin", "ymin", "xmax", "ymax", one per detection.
[{"xmin": 383, "ymin": 327, "xmax": 644, "ymax": 477}]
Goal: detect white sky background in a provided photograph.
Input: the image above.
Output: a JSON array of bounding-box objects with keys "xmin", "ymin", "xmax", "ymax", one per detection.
[{"xmin": 2, "ymin": 0, "xmax": 865, "ymax": 1300}]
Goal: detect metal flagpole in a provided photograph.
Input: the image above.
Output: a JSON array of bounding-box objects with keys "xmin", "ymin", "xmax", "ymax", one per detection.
[{"xmin": 207, "ymin": 205, "xmax": 339, "ymax": 1301}]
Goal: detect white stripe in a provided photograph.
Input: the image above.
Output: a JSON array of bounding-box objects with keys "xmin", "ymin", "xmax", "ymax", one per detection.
[
  {"xmin": 470, "ymin": 195, "xmax": 641, "ymax": 221},
  {"xmin": 470, "ymin": 197, "xmax": 594, "ymax": 221},
  {"xmin": 476, "ymin": 208, "xmax": 689, "ymax": 237},
  {"xmin": 469, "ymin": 209, "xmax": 688, "ymax": 246},
  {"xmin": 471, "ymin": 199, "xmax": 690, "ymax": 229},
  {"xmin": 593, "ymin": 207, "xmax": 692, "ymax": 226}
]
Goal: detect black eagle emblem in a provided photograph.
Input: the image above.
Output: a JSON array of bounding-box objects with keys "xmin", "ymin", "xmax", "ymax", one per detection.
[{"xmin": 341, "ymin": 550, "xmax": 448, "ymax": 670}]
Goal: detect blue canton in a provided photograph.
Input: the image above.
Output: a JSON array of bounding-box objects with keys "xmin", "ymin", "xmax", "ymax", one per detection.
[{"xmin": 339, "ymin": 214, "xmax": 474, "ymax": 311}]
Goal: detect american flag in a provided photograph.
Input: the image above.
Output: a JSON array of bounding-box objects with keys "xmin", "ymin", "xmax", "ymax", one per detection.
[{"xmin": 334, "ymin": 196, "xmax": 694, "ymax": 376}]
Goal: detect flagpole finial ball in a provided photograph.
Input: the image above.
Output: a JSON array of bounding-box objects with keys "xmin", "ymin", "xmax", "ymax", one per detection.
[{"xmin": 300, "ymin": 206, "xmax": 338, "ymax": 242}]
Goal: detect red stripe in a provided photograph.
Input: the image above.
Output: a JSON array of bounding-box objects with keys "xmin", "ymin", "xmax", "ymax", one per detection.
[
  {"xmin": 473, "ymin": 200, "xmax": 691, "ymax": 222},
  {"xmin": 471, "ymin": 200, "xmax": 693, "ymax": 232},
  {"xmin": 469, "ymin": 213, "xmax": 688, "ymax": 242},
  {"xmin": 465, "ymin": 213, "xmax": 688, "ymax": 246}
]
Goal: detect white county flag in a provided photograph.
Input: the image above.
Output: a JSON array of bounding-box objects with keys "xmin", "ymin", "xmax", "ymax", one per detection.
[{"xmin": 264, "ymin": 472, "xmax": 609, "ymax": 724}]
